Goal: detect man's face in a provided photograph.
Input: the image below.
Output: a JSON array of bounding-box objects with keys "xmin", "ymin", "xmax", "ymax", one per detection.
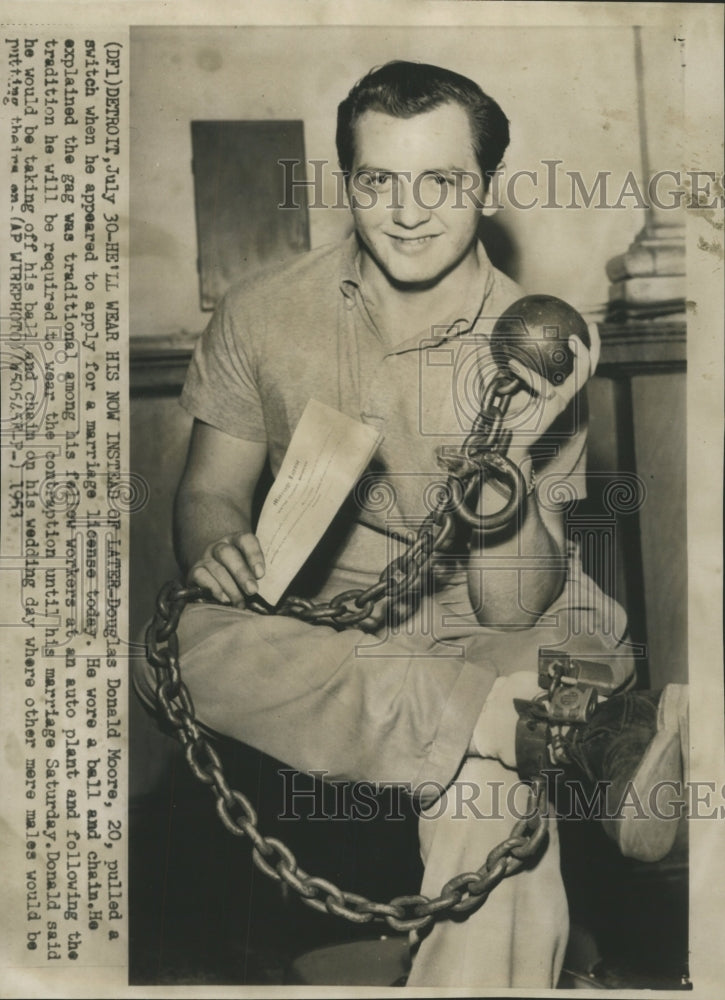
[{"xmin": 348, "ymin": 102, "xmax": 485, "ymax": 287}]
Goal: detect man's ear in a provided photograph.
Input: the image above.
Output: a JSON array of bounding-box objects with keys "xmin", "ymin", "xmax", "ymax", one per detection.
[{"xmin": 480, "ymin": 163, "xmax": 506, "ymax": 218}]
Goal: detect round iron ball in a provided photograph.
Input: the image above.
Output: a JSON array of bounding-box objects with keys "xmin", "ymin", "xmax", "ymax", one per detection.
[{"xmin": 490, "ymin": 295, "xmax": 591, "ymax": 387}]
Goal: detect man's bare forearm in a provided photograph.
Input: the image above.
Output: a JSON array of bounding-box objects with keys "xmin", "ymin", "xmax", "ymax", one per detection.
[
  {"xmin": 171, "ymin": 424, "xmax": 268, "ymax": 604},
  {"xmin": 467, "ymin": 477, "xmax": 565, "ymax": 629},
  {"xmin": 173, "ymin": 487, "xmax": 252, "ymax": 574}
]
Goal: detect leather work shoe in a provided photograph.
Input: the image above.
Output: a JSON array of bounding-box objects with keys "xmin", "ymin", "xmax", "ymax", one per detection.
[
  {"xmin": 559, "ymin": 684, "xmax": 689, "ymax": 863},
  {"xmin": 515, "ymin": 684, "xmax": 689, "ymax": 862}
]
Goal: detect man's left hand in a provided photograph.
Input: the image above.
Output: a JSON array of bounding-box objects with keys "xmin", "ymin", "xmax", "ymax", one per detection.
[{"xmin": 503, "ymin": 321, "xmax": 600, "ymax": 448}]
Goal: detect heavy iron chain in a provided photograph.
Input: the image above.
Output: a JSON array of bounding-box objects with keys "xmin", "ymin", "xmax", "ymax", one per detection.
[
  {"xmin": 145, "ymin": 371, "xmax": 552, "ymax": 932},
  {"xmin": 259, "ymin": 371, "xmax": 526, "ymax": 630}
]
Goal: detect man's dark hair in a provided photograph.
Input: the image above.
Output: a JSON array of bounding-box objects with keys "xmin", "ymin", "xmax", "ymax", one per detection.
[{"xmin": 336, "ymin": 60, "xmax": 510, "ymax": 190}]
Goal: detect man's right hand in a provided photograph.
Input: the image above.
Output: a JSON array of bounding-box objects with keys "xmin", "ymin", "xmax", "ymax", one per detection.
[
  {"xmin": 188, "ymin": 531, "xmax": 265, "ymax": 606},
  {"xmin": 174, "ymin": 421, "xmax": 269, "ymax": 607}
]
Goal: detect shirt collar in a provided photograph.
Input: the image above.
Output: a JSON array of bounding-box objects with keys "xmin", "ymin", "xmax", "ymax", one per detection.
[
  {"xmin": 339, "ymin": 232, "xmax": 496, "ymax": 351},
  {"xmin": 339, "ymin": 231, "xmax": 362, "ymax": 300}
]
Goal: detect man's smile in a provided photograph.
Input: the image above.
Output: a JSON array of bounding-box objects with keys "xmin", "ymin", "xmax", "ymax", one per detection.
[{"xmin": 387, "ymin": 233, "xmax": 441, "ymax": 250}]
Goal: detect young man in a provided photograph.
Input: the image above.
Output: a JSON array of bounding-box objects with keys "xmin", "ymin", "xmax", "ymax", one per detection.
[{"xmin": 135, "ymin": 62, "xmax": 685, "ymax": 987}]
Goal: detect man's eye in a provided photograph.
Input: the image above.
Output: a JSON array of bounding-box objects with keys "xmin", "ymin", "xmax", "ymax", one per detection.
[
  {"xmin": 418, "ymin": 173, "xmax": 454, "ymax": 193},
  {"xmin": 359, "ymin": 170, "xmax": 391, "ymax": 187}
]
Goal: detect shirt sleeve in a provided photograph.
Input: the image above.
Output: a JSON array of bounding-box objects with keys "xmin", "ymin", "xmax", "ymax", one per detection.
[{"xmin": 179, "ymin": 290, "xmax": 268, "ymax": 441}]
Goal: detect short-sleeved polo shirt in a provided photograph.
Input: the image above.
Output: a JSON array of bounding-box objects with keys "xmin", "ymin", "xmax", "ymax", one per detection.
[{"xmin": 180, "ymin": 234, "xmax": 587, "ymax": 596}]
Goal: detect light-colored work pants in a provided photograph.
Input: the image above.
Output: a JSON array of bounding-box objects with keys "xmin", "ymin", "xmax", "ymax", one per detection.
[{"xmin": 133, "ymin": 559, "xmax": 631, "ymax": 988}]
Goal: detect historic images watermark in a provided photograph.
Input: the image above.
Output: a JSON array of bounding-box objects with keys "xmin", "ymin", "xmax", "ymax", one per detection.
[
  {"xmin": 277, "ymin": 768, "xmax": 721, "ymax": 825},
  {"xmin": 278, "ymin": 158, "xmax": 724, "ymax": 212}
]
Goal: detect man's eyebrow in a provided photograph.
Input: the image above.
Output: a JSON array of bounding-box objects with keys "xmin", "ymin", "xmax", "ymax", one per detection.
[
  {"xmin": 352, "ymin": 165, "xmax": 478, "ymax": 174},
  {"xmin": 424, "ymin": 166, "xmax": 479, "ymax": 175},
  {"xmin": 353, "ymin": 164, "xmax": 410, "ymax": 174}
]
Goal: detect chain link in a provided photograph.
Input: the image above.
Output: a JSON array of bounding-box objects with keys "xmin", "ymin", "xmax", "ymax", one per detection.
[
  {"xmin": 144, "ymin": 371, "xmax": 561, "ymax": 931},
  {"xmin": 147, "ymin": 581, "xmax": 552, "ymax": 932},
  {"xmin": 239, "ymin": 372, "xmax": 527, "ymax": 631},
  {"xmin": 148, "ymin": 581, "xmax": 553, "ymax": 930}
]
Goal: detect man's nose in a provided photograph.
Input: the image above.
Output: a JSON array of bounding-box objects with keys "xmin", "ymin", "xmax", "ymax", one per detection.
[{"xmin": 391, "ymin": 175, "xmax": 432, "ymax": 228}]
